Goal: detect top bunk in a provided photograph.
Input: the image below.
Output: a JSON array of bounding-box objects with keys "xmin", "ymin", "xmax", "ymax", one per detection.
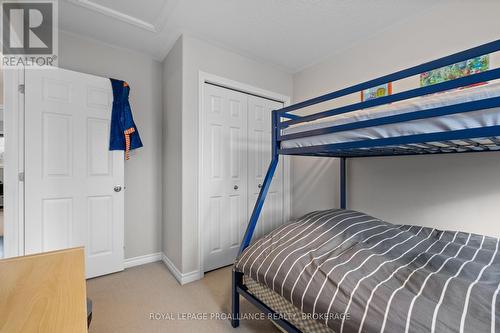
[{"xmin": 275, "ymin": 40, "xmax": 500, "ymax": 158}]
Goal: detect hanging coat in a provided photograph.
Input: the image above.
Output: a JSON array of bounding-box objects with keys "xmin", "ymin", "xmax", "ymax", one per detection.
[{"xmin": 109, "ymin": 78, "xmax": 143, "ymax": 159}]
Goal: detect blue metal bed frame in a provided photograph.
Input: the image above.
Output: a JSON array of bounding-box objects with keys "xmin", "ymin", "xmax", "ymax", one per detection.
[{"xmin": 231, "ymin": 39, "xmax": 500, "ymax": 332}]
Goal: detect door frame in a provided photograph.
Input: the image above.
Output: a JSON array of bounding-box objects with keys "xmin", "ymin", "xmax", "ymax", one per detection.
[
  {"xmin": 4, "ymin": 68, "xmax": 25, "ymax": 258},
  {"xmin": 198, "ymin": 71, "xmax": 292, "ymax": 277}
]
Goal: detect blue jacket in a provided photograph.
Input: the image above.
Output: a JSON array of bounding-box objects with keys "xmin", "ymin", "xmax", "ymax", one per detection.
[{"xmin": 109, "ymin": 78, "xmax": 143, "ymax": 158}]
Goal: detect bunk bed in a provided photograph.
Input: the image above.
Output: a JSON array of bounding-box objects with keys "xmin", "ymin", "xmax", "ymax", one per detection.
[{"xmin": 231, "ymin": 40, "xmax": 500, "ymax": 333}]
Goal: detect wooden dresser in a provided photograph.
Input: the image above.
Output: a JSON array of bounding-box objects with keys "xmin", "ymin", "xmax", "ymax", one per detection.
[{"xmin": 0, "ymin": 247, "xmax": 88, "ymax": 333}]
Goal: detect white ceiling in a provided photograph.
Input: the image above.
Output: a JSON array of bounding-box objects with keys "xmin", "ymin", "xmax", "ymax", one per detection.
[{"xmin": 60, "ymin": 0, "xmax": 449, "ymax": 73}]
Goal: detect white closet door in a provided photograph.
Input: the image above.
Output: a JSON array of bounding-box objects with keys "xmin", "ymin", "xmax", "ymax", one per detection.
[
  {"xmin": 24, "ymin": 68, "xmax": 124, "ymax": 278},
  {"xmin": 202, "ymin": 84, "xmax": 248, "ymax": 272},
  {"xmin": 247, "ymin": 96, "xmax": 284, "ymax": 239}
]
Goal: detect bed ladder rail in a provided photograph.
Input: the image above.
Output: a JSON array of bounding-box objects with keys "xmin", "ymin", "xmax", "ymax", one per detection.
[
  {"xmin": 237, "ymin": 157, "xmax": 278, "ymax": 254},
  {"xmin": 238, "ymin": 110, "xmax": 280, "ymax": 255},
  {"xmin": 232, "ymin": 108, "xmax": 347, "ymax": 331},
  {"xmin": 233, "ymin": 110, "xmax": 282, "ymax": 328}
]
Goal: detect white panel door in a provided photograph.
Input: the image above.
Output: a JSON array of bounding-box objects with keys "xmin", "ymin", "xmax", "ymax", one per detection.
[
  {"xmin": 202, "ymin": 84, "xmax": 248, "ymax": 272},
  {"xmin": 248, "ymin": 96, "xmax": 284, "ymax": 239},
  {"xmin": 24, "ymin": 68, "xmax": 124, "ymax": 278}
]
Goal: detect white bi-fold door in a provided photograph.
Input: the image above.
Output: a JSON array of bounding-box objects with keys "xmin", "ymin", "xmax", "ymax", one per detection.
[
  {"xmin": 248, "ymin": 95, "xmax": 284, "ymax": 239},
  {"xmin": 202, "ymin": 83, "xmax": 284, "ymax": 272},
  {"xmin": 24, "ymin": 68, "xmax": 124, "ymax": 278},
  {"xmin": 202, "ymin": 85, "xmax": 248, "ymax": 271}
]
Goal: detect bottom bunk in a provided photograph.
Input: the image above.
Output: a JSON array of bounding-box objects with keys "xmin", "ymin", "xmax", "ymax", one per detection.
[{"xmin": 233, "ymin": 209, "xmax": 500, "ymax": 333}]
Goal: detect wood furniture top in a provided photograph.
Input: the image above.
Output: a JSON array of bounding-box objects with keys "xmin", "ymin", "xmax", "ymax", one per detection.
[{"xmin": 0, "ymin": 247, "xmax": 88, "ymax": 333}]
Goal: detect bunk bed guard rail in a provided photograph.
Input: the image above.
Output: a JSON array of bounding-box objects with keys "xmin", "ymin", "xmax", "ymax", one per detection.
[{"xmin": 231, "ymin": 39, "xmax": 500, "ymax": 332}]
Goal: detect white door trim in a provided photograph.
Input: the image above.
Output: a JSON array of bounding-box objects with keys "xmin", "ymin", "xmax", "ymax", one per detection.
[
  {"xmin": 4, "ymin": 68, "xmax": 25, "ymax": 258},
  {"xmin": 197, "ymin": 71, "xmax": 291, "ymax": 279}
]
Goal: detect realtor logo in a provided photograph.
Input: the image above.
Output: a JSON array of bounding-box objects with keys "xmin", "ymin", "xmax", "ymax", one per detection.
[{"xmin": 1, "ymin": 1, "xmax": 58, "ymax": 67}]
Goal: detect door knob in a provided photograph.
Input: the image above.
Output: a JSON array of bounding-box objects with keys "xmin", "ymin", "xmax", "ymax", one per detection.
[
  {"xmin": 114, "ymin": 186, "xmax": 122, "ymax": 192},
  {"xmin": 258, "ymin": 184, "xmax": 262, "ymax": 189},
  {"xmin": 234, "ymin": 185, "xmax": 239, "ymax": 190}
]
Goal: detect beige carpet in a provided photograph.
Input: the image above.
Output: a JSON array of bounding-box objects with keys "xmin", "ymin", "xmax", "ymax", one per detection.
[{"xmin": 86, "ymin": 262, "xmax": 280, "ymax": 333}]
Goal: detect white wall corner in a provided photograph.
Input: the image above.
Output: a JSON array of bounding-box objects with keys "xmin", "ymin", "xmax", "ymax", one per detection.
[
  {"xmin": 124, "ymin": 252, "xmax": 163, "ymax": 269},
  {"xmin": 161, "ymin": 253, "xmax": 202, "ymax": 285}
]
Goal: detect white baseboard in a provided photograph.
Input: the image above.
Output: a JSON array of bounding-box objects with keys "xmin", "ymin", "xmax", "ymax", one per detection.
[
  {"xmin": 161, "ymin": 253, "xmax": 201, "ymax": 285},
  {"xmin": 124, "ymin": 252, "xmax": 162, "ymax": 269}
]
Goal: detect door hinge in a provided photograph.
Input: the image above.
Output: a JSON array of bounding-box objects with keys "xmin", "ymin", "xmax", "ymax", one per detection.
[
  {"xmin": 18, "ymin": 84, "xmax": 25, "ymax": 94},
  {"xmin": 18, "ymin": 172, "xmax": 25, "ymax": 182}
]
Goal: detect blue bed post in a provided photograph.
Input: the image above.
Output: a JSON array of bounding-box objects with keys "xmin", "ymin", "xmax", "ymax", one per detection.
[
  {"xmin": 340, "ymin": 157, "xmax": 346, "ymax": 209},
  {"xmin": 232, "ymin": 109, "xmax": 280, "ymax": 328}
]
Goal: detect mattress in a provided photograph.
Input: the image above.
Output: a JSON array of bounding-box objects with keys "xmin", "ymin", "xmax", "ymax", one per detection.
[
  {"xmin": 234, "ymin": 209, "xmax": 500, "ymax": 333},
  {"xmin": 243, "ymin": 275, "xmax": 333, "ymax": 333},
  {"xmin": 282, "ymin": 82, "xmax": 500, "ymax": 149}
]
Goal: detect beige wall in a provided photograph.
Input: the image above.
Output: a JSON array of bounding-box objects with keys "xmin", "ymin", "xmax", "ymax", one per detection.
[
  {"xmin": 59, "ymin": 31, "xmax": 163, "ymax": 259},
  {"xmin": 292, "ymin": 1, "xmax": 500, "ymax": 237},
  {"xmin": 162, "ymin": 37, "xmax": 183, "ymax": 269}
]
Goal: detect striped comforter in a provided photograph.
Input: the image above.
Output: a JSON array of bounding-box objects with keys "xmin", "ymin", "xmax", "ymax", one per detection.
[{"xmin": 234, "ymin": 209, "xmax": 500, "ymax": 333}]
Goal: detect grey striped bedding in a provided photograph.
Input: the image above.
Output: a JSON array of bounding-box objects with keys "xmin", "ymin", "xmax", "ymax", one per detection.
[{"xmin": 234, "ymin": 209, "xmax": 500, "ymax": 333}]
